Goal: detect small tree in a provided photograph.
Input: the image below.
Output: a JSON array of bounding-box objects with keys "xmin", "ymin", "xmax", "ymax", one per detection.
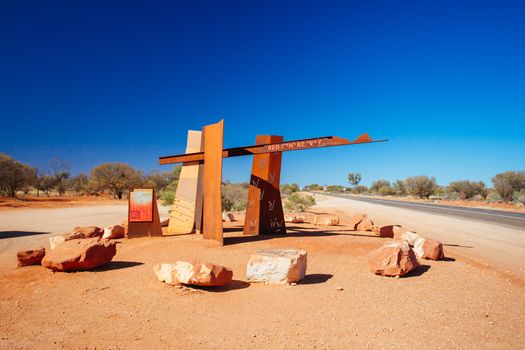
[
  {"xmin": 49, "ymin": 159, "xmax": 71, "ymax": 196},
  {"xmin": 347, "ymin": 173, "xmax": 362, "ymax": 187},
  {"xmin": 392, "ymin": 180, "xmax": 406, "ymax": 196},
  {"xmin": 405, "ymin": 176, "xmax": 437, "ymax": 198},
  {"xmin": 281, "ymin": 183, "xmax": 300, "ymax": 196},
  {"xmin": 90, "ymin": 162, "xmax": 142, "ymax": 199},
  {"xmin": 285, "ymin": 193, "xmax": 316, "ymax": 212},
  {"xmin": 326, "ymin": 185, "xmax": 345, "ymax": 193},
  {"xmin": 378, "ymin": 185, "xmax": 394, "ymax": 196},
  {"xmin": 491, "ymin": 171, "xmax": 525, "ymax": 202},
  {"xmin": 370, "ymin": 180, "xmax": 390, "ymax": 193},
  {"xmin": 448, "ymin": 180, "xmax": 487, "ymax": 200},
  {"xmin": 304, "ymin": 184, "xmax": 322, "ymax": 191},
  {"xmin": 0, "ymin": 154, "xmax": 36, "ymax": 198},
  {"xmin": 160, "ymin": 165, "xmax": 182, "ymax": 205},
  {"xmin": 221, "ymin": 182, "xmax": 249, "ymax": 211},
  {"xmin": 35, "ymin": 171, "xmax": 56, "ymax": 196},
  {"xmin": 69, "ymin": 173, "xmax": 89, "ymax": 195},
  {"xmin": 351, "ymin": 185, "xmax": 368, "ymax": 194}
]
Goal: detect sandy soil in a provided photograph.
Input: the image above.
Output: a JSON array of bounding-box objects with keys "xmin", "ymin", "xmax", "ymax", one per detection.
[
  {"xmin": 0, "ymin": 196, "xmax": 126, "ymax": 210},
  {"xmin": 0, "ymin": 201, "xmax": 524, "ymax": 349}
]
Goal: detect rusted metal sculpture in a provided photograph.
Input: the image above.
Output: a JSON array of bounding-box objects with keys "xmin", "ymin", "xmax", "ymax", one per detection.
[{"xmin": 160, "ymin": 119, "xmax": 386, "ymax": 245}]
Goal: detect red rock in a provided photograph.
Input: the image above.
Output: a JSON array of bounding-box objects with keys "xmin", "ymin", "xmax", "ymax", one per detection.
[
  {"xmin": 356, "ymin": 215, "xmax": 374, "ymax": 231},
  {"xmin": 400, "ymin": 231, "xmax": 422, "ymax": 246},
  {"xmin": 102, "ymin": 225, "xmax": 126, "ymax": 239},
  {"xmin": 285, "ymin": 214, "xmax": 306, "ymax": 223},
  {"xmin": 41, "ymin": 237, "xmax": 116, "ymax": 272},
  {"xmin": 246, "ymin": 249, "xmax": 307, "ymax": 284},
  {"xmin": 222, "ymin": 213, "xmax": 235, "ymax": 222},
  {"xmin": 392, "ymin": 225, "xmax": 406, "ymax": 240},
  {"xmin": 313, "ymin": 216, "xmax": 340, "ymax": 226},
  {"xmin": 414, "ymin": 237, "xmax": 444, "ymax": 260},
  {"xmin": 17, "ymin": 247, "xmax": 45, "ymax": 267},
  {"xmin": 377, "ymin": 225, "xmax": 400, "ymax": 238},
  {"xmin": 153, "ymin": 261, "xmax": 233, "ymax": 286},
  {"xmin": 350, "ymin": 213, "xmax": 366, "ymax": 229},
  {"xmin": 368, "ymin": 240, "xmax": 420, "ymax": 277},
  {"xmin": 371, "ymin": 226, "xmax": 381, "ymax": 235},
  {"xmin": 65, "ymin": 226, "xmax": 103, "ymax": 240}
]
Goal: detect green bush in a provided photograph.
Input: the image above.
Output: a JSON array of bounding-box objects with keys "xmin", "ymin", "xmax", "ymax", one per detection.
[
  {"xmin": 448, "ymin": 180, "xmax": 487, "ymax": 200},
  {"xmin": 281, "ymin": 183, "xmax": 300, "ymax": 196},
  {"xmin": 405, "ymin": 176, "xmax": 437, "ymax": 199},
  {"xmin": 513, "ymin": 189, "xmax": 525, "ymax": 205},
  {"xmin": 378, "ymin": 185, "xmax": 394, "ymax": 196},
  {"xmin": 326, "ymin": 185, "xmax": 345, "ymax": 193},
  {"xmin": 350, "ymin": 185, "xmax": 368, "ymax": 194},
  {"xmin": 222, "ymin": 182, "xmax": 249, "ymax": 211},
  {"xmin": 492, "ymin": 171, "xmax": 525, "ymax": 202},
  {"xmin": 285, "ymin": 193, "xmax": 316, "ymax": 212},
  {"xmin": 370, "ymin": 180, "xmax": 390, "ymax": 193},
  {"xmin": 485, "ymin": 190, "xmax": 502, "ymax": 203},
  {"xmin": 304, "ymin": 184, "xmax": 322, "ymax": 191}
]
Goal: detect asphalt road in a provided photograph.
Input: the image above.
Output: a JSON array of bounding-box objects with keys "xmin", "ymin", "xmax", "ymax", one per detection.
[{"xmin": 321, "ymin": 193, "xmax": 525, "ymax": 230}]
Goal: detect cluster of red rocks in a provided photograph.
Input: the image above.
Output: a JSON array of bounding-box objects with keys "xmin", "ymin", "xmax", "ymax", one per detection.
[
  {"xmin": 284, "ymin": 213, "xmax": 340, "ymax": 226},
  {"xmin": 348, "ymin": 212, "xmax": 445, "ymax": 277},
  {"xmin": 16, "ymin": 224, "xmax": 126, "ymax": 272}
]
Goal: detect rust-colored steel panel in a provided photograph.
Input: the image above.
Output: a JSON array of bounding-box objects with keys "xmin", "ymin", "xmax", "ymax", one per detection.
[
  {"xmin": 159, "ymin": 133, "xmax": 386, "ymax": 165},
  {"xmin": 202, "ymin": 120, "xmax": 224, "ymax": 244},
  {"xmin": 243, "ymin": 135, "xmax": 286, "ymax": 236}
]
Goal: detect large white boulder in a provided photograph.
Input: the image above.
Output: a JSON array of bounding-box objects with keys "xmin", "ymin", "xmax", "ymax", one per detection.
[{"xmin": 246, "ymin": 249, "xmax": 307, "ymax": 284}]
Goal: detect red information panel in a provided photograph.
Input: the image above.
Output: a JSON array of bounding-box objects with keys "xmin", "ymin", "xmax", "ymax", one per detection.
[{"xmin": 129, "ymin": 189, "xmax": 154, "ymax": 223}]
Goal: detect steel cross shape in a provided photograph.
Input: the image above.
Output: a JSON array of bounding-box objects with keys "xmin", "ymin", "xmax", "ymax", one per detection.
[{"xmin": 158, "ymin": 120, "xmax": 387, "ymax": 245}]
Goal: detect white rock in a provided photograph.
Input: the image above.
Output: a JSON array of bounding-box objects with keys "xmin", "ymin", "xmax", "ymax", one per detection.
[
  {"xmin": 413, "ymin": 237, "xmax": 426, "ymax": 258},
  {"xmin": 49, "ymin": 235, "xmax": 65, "ymax": 250},
  {"xmin": 246, "ymin": 249, "xmax": 307, "ymax": 285},
  {"xmin": 400, "ymin": 231, "xmax": 422, "ymax": 246},
  {"xmin": 153, "ymin": 261, "xmax": 233, "ymax": 286}
]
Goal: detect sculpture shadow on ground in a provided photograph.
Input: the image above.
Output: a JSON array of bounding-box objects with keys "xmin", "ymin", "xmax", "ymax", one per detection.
[
  {"xmin": 441, "ymin": 256, "xmax": 456, "ymax": 262},
  {"xmin": 443, "ymin": 243, "xmax": 473, "ymax": 249},
  {"xmin": 403, "ymin": 264, "xmax": 431, "ymax": 278},
  {"xmin": 224, "ymin": 228, "xmax": 383, "ymax": 245},
  {"xmin": 0, "ymin": 231, "xmax": 50, "ymax": 240},
  {"xmin": 300, "ymin": 273, "xmax": 333, "ymax": 285},
  {"xmin": 186, "ymin": 279, "xmax": 251, "ymax": 293},
  {"xmin": 93, "ymin": 261, "xmax": 144, "ymax": 272}
]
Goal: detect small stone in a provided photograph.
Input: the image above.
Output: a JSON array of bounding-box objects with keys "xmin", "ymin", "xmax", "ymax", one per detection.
[
  {"xmin": 102, "ymin": 225, "xmax": 126, "ymax": 239},
  {"xmin": 17, "ymin": 247, "xmax": 46, "ymax": 267},
  {"xmin": 335, "ymin": 287, "xmax": 344, "ymax": 291},
  {"xmin": 313, "ymin": 216, "xmax": 340, "ymax": 226}
]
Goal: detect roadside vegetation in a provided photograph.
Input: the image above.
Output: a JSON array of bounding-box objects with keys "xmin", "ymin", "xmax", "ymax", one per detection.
[
  {"xmin": 2, "ymin": 153, "xmax": 523, "ymax": 208},
  {"xmin": 306, "ymin": 171, "xmax": 525, "ymax": 206}
]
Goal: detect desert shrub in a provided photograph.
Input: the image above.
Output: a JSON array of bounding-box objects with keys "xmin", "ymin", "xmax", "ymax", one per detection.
[
  {"xmin": 392, "ymin": 180, "xmax": 407, "ymax": 196},
  {"xmin": 285, "ymin": 193, "xmax": 316, "ymax": 212},
  {"xmin": 304, "ymin": 183, "xmax": 322, "ymax": 191},
  {"xmin": 281, "ymin": 183, "xmax": 300, "ymax": 196},
  {"xmin": 370, "ymin": 180, "xmax": 390, "ymax": 193},
  {"xmin": 326, "ymin": 185, "xmax": 345, "ymax": 193},
  {"xmin": 347, "ymin": 173, "xmax": 362, "ymax": 187},
  {"xmin": 351, "ymin": 185, "xmax": 368, "ymax": 194},
  {"xmin": 159, "ymin": 166, "xmax": 182, "ymax": 204},
  {"xmin": 485, "ymin": 190, "xmax": 502, "ymax": 203},
  {"xmin": 492, "ymin": 171, "xmax": 525, "ymax": 202},
  {"xmin": 68, "ymin": 173, "xmax": 89, "ymax": 195},
  {"xmin": 405, "ymin": 176, "xmax": 437, "ymax": 198},
  {"xmin": 90, "ymin": 162, "xmax": 143, "ymax": 199},
  {"xmin": 49, "ymin": 159, "xmax": 71, "ymax": 196},
  {"xmin": 222, "ymin": 182, "xmax": 249, "ymax": 211},
  {"xmin": 378, "ymin": 185, "xmax": 394, "ymax": 196},
  {"xmin": 513, "ymin": 189, "xmax": 525, "ymax": 205},
  {"xmin": 448, "ymin": 180, "xmax": 487, "ymax": 200},
  {"xmin": 0, "ymin": 153, "xmax": 36, "ymax": 197}
]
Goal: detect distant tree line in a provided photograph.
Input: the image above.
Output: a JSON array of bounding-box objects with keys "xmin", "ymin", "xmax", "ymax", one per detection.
[
  {"xmin": 0, "ymin": 153, "xmax": 182, "ymax": 202},
  {"xmin": 304, "ymin": 171, "xmax": 525, "ymax": 205}
]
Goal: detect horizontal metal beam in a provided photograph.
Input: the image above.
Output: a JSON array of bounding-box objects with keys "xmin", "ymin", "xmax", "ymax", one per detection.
[{"xmin": 159, "ymin": 133, "xmax": 387, "ymax": 165}]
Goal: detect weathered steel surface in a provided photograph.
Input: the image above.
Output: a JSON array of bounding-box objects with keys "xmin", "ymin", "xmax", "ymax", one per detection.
[
  {"xmin": 202, "ymin": 120, "xmax": 224, "ymax": 244},
  {"xmin": 159, "ymin": 133, "xmax": 384, "ymax": 165},
  {"xmin": 243, "ymin": 135, "xmax": 286, "ymax": 236},
  {"xmin": 166, "ymin": 130, "xmax": 203, "ymax": 235}
]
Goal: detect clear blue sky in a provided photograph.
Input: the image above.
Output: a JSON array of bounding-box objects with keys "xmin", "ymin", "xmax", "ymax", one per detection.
[{"xmin": 1, "ymin": 1, "xmax": 524, "ymax": 187}]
